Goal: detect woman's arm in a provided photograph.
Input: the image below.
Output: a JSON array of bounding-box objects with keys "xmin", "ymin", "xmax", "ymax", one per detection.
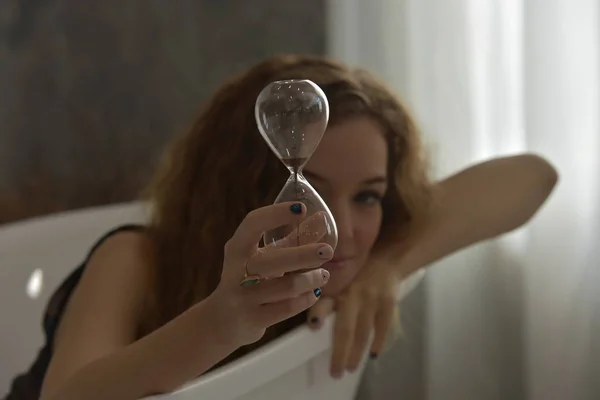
[
  {"xmin": 41, "ymin": 233, "xmax": 239, "ymax": 400},
  {"xmin": 393, "ymin": 153, "xmax": 558, "ymax": 276},
  {"xmin": 317, "ymin": 153, "xmax": 558, "ymax": 376},
  {"xmin": 43, "ymin": 201, "xmax": 330, "ymax": 400},
  {"xmin": 44, "ymin": 297, "xmax": 237, "ymax": 400}
]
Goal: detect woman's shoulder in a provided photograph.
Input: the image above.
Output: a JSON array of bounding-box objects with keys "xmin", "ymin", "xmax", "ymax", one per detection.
[
  {"xmin": 46, "ymin": 225, "xmax": 152, "ymax": 321},
  {"xmin": 77, "ymin": 224, "xmax": 154, "ymax": 303},
  {"xmin": 84, "ymin": 224, "xmax": 150, "ymax": 262},
  {"xmin": 46, "ymin": 226, "xmax": 151, "ymax": 341},
  {"xmin": 72, "ymin": 225, "xmax": 154, "ymax": 300},
  {"xmin": 6, "ymin": 226, "xmax": 155, "ymax": 400},
  {"xmin": 51, "ymin": 225, "xmax": 154, "ymax": 337}
]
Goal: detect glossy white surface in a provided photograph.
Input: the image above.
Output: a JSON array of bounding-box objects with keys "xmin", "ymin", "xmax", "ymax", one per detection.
[
  {"xmin": 0, "ymin": 202, "xmax": 148, "ymax": 394},
  {"xmin": 0, "ymin": 202, "xmax": 424, "ymax": 399},
  {"xmin": 145, "ymin": 270, "xmax": 425, "ymax": 400}
]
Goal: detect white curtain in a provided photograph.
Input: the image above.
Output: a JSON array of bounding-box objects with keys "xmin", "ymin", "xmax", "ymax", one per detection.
[{"xmin": 327, "ymin": 0, "xmax": 600, "ymax": 399}]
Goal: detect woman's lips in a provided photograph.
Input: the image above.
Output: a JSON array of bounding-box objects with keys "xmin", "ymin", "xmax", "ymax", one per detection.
[{"xmin": 324, "ymin": 259, "xmax": 349, "ymax": 270}]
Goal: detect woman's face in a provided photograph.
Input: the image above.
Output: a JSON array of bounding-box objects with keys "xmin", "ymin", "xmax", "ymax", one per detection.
[{"xmin": 304, "ymin": 116, "xmax": 388, "ymax": 295}]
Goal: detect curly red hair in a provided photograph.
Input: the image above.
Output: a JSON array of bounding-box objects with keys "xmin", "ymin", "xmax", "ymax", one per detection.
[{"xmin": 142, "ymin": 55, "xmax": 433, "ymax": 335}]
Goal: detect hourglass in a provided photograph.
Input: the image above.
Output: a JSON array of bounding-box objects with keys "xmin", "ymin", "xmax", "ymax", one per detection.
[{"xmin": 255, "ymin": 79, "xmax": 338, "ymax": 250}]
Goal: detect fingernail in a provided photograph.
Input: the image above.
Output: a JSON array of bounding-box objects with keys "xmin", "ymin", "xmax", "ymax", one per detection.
[
  {"xmin": 317, "ymin": 245, "xmax": 333, "ymax": 259},
  {"xmin": 313, "ymin": 288, "xmax": 322, "ymax": 298},
  {"xmin": 370, "ymin": 352, "xmax": 378, "ymax": 360},
  {"xmin": 290, "ymin": 203, "xmax": 303, "ymax": 214},
  {"xmin": 310, "ymin": 316, "xmax": 320, "ymax": 325},
  {"xmin": 321, "ymin": 269, "xmax": 330, "ymax": 282}
]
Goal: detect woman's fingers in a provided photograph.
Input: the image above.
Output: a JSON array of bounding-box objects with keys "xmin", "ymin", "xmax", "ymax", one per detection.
[
  {"xmin": 330, "ymin": 296, "xmax": 359, "ymax": 379},
  {"xmin": 247, "ymin": 243, "xmax": 333, "ymax": 277},
  {"xmin": 257, "ymin": 289, "xmax": 323, "ymax": 327},
  {"xmin": 346, "ymin": 307, "xmax": 375, "ymax": 371},
  {"xmin": 227, "ymin": 202, "xmax": 306, "ymax": 256},
  {"xmin": 369, "ymin": 297, "xmax": 396, "ymax": 358},
  {"xmin": 247, "ymin": 268, "xmax": 330, "ymax": 304},
  {"xmin": 306, "ymin": 296, "xmax": 335, "ymax": 329},
  {"xmin": 221, "ymin": 202, "xmax": 338, "ymax": 333},
  {"xmin": 267, "ymin": 211, "xmax": 329, "ymax": 248}
]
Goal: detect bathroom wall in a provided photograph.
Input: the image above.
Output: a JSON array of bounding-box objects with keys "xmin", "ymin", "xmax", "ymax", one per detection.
[{"xmin": 0, "ymin": 0, "xmax": 325, "ymax": 224}]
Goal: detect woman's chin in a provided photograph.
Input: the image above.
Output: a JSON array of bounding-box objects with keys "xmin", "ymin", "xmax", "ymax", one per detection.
[
  {"xmin": 321, "ymin": 264, "xmax": 361, "ymax": 296},
  {"xmin": 321, "ymin": 279, "xmax": 350, "ymax": 297}
]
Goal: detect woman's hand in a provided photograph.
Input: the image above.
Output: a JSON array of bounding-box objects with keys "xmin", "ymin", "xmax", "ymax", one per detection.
[
  {"xmin": 307, "ymin": 259, "xmax": 401, "ymax": 378},
  {"xmin": 209, "ymin": 202, "xmax": 334, "ymax": 347}
]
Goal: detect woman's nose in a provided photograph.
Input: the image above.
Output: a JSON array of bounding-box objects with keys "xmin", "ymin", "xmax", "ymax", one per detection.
[{"xmin": 330, "ymin": 203, "xmax": 354, "ymax": 244}]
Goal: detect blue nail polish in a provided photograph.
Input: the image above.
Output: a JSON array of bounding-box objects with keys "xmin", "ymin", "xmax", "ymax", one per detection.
[
  {"xmin": 370, "ymin": 352, "xmax": 378, "ymax": 360},
  {"xmin": 314, "ymin": 288, "xmax": 322, "ymax": 298},
  {"xmin": 290, "ymin": 203, "xmax": 303, "ymax": 214}
]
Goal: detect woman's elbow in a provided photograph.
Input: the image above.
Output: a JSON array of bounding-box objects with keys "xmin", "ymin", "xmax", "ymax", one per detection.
[
  {"xmin": 521, "ymin": 153, "xmax": 559, "ymax": 197},
  {"xmin": 509, "ymin": 153, "xmax": 559, "ymax": 229}
]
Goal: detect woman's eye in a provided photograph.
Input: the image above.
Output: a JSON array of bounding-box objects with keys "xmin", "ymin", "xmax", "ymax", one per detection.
[{"xmin": 354, "ymin": 191, "xmax": 383, "ymax": 205}]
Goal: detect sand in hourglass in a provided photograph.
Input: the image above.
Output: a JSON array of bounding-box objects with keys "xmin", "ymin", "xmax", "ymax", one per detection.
[
  {"xmin": 281, "ymin": 157, "xmax": 308, "ymax": 246},
  {"xmin": 281, "ymin": 157, "xmax": 309, "ymax": 170}
]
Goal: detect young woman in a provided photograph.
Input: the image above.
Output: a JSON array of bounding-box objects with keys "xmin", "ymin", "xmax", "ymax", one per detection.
[{"xmin": 6, "ymin": 55, "xmax": 558, "ymax": 400}]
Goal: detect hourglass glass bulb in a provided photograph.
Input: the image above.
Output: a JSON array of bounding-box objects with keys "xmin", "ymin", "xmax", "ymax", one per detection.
[
  {"xmin": 255, "ymin": 79, "xmax": 338, "ymax": 251},
  {"xmin": 255, "ymin": 80, "xmax": 329, "ymax": 171}
]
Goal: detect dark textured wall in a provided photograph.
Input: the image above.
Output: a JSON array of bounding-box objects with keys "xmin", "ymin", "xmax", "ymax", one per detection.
[{"xmin": 0, "ymin": 0, "xmax": 325, "ymax": 224}]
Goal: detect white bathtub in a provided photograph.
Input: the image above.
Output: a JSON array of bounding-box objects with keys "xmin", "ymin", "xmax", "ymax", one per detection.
[{"xmin": 0, "ymin": 202, "xmax": 423, "ymax": 399}]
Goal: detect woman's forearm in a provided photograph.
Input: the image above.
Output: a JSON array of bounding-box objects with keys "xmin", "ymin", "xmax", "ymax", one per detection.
[
  {"xmin": 393, "ymin": 153, "xmax": 558, "ymax": 276},
  {"xmin": 44, "ymin": 295, "xmax": 238, "ymax": 400}
]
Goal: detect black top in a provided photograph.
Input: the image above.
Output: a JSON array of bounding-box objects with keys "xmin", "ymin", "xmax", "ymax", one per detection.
[{"xmin": 3, "ymin": 225, "xmax": 144, "ymax": 400}]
